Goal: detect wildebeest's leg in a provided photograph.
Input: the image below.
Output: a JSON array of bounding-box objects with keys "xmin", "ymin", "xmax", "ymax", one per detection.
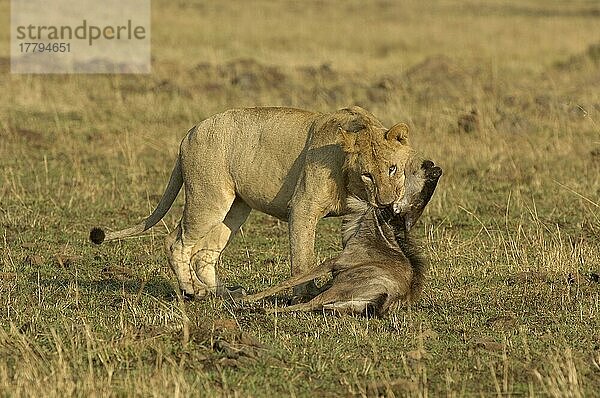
[
  {"xmin": 245, "ymin": 259, "xmax": 336, "ymax": 302},
  {"xmin": 191, "ymin": 198, "xmax": 251, "ymax": 298},
  {"xmin": 263, "ymin": 301, "xmax": 321, "ymax": 314},
  {"xmin": 263, "ymin": 293, "xmax": 387, "ymax": 317}
]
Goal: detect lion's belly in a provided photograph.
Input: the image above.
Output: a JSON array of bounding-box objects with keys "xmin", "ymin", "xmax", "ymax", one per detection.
[
  {"xmin": 237, "ymin": 192, "xmax": 293, "ymax": 221},
  {"xmin": 233, "ymin": 145, "xmax": 305, "ymax": 221},
  {"xmin": 225, "ymin": 108, "xmax": 316, "ymax": 221}
]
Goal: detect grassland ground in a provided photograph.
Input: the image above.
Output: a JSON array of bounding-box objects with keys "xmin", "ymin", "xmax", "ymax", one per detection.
[{"xmin": 1, "ymin": 0, "xmax": 600, "ymax": 396}]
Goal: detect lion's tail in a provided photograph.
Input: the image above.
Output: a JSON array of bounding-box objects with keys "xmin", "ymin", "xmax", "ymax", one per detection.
[{"xmin": 90, "ymin": 157, "xmax": 183, "ymax": 244}]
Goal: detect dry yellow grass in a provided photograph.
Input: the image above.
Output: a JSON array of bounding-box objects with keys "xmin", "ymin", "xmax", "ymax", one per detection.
[{"xmin": 1, "ymin": 0, "xmax": 599, "ymax": 396}]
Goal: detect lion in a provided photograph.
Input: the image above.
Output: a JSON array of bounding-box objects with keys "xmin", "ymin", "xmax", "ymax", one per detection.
[
  {"xmin": 244, "ymin": 157, "xmax": 442, "ymax": 317},
  {"xmin": 90, "ymin": 106, "xmax": 414, "ymax": 299}
]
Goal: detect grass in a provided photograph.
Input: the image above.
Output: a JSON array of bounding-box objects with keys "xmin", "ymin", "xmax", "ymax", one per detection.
[{"xmin": 1, "ymin": 0, "xmax": 600, "ymax": 395}]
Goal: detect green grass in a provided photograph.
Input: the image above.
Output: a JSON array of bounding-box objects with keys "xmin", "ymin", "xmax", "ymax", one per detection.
[{"xmin": 1, "ymin": 0, "xmax": 600, "ymax": 396}]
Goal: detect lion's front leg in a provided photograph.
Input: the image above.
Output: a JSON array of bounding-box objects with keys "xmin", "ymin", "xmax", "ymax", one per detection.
[
  {"xmin": 288, "ymin": 211, "xmax": 322, "ymax": 299},
  {"xmin": 288, "ymin": 184, "xmax": 334, "ymax": 300}
]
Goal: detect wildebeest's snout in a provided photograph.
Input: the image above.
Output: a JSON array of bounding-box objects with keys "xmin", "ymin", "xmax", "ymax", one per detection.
[
  {"xmin": 421, "ymin": 159, "xmax": 442, "ymax": 180},
  {"xmin": 421, "ymin": 160, "xmax": 434, "ymax": 169},
  {"xmin": 391, "ymin": 158, "xmax": 442, "ymax": 229}
]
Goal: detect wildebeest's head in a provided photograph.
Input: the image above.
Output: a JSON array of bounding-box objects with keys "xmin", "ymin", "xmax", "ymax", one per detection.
[{"xmin": 391, "ymin": 156, "xmax": 442, "ymax": 232}]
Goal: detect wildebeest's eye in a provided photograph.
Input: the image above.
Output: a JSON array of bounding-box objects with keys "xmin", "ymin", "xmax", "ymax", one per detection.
[
  {"xmin": 361, "ymin": 172, "xmax": 373, "ymax": 182},
  {"xmin": 389, "ymin": 165, "xmax": 397, "ymax": 176}
]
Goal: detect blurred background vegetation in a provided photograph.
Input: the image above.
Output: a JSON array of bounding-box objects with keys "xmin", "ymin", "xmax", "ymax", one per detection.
[{"xmin": 1, "ymin": 0, "xmax": 599, "ymax": 395}]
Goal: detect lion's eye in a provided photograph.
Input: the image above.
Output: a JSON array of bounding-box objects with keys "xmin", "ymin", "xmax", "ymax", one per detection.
[
  {"xmin": 389, "ymin": 165, "xmax": 397, "ymax": 176},
  {"xmin": 361, "ymin": 172, "xmax": 373, "ymax": 182}
]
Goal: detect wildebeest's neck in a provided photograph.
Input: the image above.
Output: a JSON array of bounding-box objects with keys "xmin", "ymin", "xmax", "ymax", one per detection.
[{"xmin": 342, "ymin": 200, "xmax": 405, "ymax": 253}]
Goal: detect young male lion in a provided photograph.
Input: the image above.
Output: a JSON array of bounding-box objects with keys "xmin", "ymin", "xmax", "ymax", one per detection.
[
  {"xmin": 90, "ymin": 106, "xmax": 414, "ymax": 299},
  {"xmin": 244, "ymin": 158, "xmax": 442, "ymax": 317}
]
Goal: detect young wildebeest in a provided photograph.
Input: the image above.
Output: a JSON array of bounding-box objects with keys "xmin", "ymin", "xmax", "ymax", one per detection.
[{"xmin": 244, "ymin": 158, "xmax": 442, "ymax": 317}]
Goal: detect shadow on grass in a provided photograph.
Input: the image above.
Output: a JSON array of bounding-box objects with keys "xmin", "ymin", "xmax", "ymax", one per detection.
[
  {"xmin": 33, "ymin": 275, "xmax": 177, "ymax": 301},
  {"xmin": 85, "ymin": 278, "xmax": 177, "ymax": 300}
]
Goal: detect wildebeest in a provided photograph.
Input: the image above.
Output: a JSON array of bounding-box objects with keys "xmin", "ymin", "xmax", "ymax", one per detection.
[{"xmin": 244, "ymin": 158, "xmax": 442, "ymax": 317}]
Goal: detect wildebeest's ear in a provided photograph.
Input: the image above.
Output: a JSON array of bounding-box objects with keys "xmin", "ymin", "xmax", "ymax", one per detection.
[{"xmin": 385, "ymin": 122, "xmax": 409, "ymax": 145}]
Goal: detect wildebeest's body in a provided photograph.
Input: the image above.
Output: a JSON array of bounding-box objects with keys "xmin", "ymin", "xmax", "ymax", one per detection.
[{"xmin": 245, "ymin": 159, "xmax": 442, "ymax": 316}]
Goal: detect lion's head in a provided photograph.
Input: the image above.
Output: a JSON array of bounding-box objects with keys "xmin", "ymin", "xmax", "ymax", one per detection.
[{"xmin": 335, "ymin": 107, "xmax": 415, "ymax": 207}]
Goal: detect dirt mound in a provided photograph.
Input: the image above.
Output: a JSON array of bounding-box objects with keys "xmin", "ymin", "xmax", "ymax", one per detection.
[
  {"xmin": 187, "ymin": 58, "xmax": 383, "ymax": 107},
  {"xmin": 297, "ymin": 63, "xmax": 339, "ymax": 81},
  {"xmin": 456, "ymin": 109, "xmax": 480, "ymax": 133},
  {"xmin": 555, "ymin": 42, "xmax": 600, "ymax": 70},
  {"xmin": 405, "ymin": 55, "xmax": 464, "ymax": 81},
  {"xmin": 193, "ymin": 58, "xmax": 286, "ymax": 90},
  {"xmin": 403, "ymin": 55, "xmax": 476, "ymax": 102}
]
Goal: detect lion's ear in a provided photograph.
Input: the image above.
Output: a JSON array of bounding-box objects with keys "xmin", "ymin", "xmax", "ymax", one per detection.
[
  {"xmin": 337, "ymin": 126, "xmax": 357, "ymax": 153},
  {"xmin": 385, "ymin": 122, "xmax": 409, "ymax": 145}
]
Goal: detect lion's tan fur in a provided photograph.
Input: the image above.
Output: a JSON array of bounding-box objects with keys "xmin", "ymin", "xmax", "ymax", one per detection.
[{"xmin": 91, "ymin": 106, "xmax": 414, "ymax": 298}]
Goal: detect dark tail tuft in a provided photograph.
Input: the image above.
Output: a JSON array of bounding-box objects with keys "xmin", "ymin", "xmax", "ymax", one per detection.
[{"xmin": 90, "ymin": 227, "xmax": 105, "ymax": 245}]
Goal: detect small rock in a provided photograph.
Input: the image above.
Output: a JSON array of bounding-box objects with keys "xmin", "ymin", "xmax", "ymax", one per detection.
[
  {"xmin": 418, "ymin": 329, "xmax": 439, "ymax": 340},
  {"xmin": 474, "ymin": 339, "xmax": 505, "ymax": 352},
  {"xmin": 407, "ymin": 348, "xmax": 429, "ymax": 360},
  {"xmin": 24, "ymin": 254, "xmax": 44, "ymax": 266},
  {"xmin": 54, "ymin": 254, "xmax": 81, "ymax": 268}
]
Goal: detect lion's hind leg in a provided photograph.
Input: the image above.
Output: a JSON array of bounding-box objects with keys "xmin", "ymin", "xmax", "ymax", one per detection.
[
  {"xmin": 165, "ymin": 224, "xmax": 209, "ymax": 297},
  {"xmin": 167, "ymin": 182, "xmax": 237, "ymax": 298},
  {"xmin": 191, "ymin": 198, "xmax": 251, "ymax": 299}
]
